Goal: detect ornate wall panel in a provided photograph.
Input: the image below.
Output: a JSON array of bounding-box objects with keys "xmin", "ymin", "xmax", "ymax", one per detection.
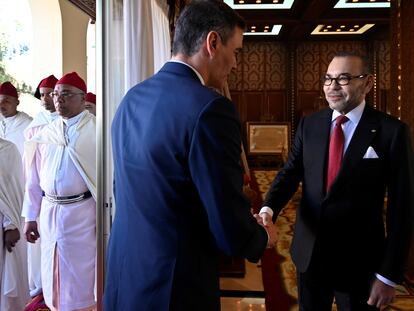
[
  {"xmin": 267, "ymin": 91, "xmax": 287, "ymax": 121},
  {"xmin": 244, "ymin": 92, "xmax": 264, "ymax": 121},
  {"xmin": 296, "ymin": 43, "xmax": 320, "ymax": 91},
  {"xmin": 242, "ymin": 42, "xmax": 265, "ymax": 91},
  {"xmin": 228, "ymin": 49, "xmax": 244, "ymax": 91},
  {"xmin": 265, "ymin": 42, "xmax": 287, "ymax": 90},
  {"xmin": 319, "ymin": 41, "xmax": 367, "ymax": 75},
  {"xmin": 378, "ymin": 41, "xmax": 391, "ymax": 90}
]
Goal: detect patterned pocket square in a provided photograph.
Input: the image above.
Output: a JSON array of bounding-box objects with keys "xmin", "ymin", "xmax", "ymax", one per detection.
[{"xmin": 363, "ymin": 146, "xmax": 379, "ymax": 159}]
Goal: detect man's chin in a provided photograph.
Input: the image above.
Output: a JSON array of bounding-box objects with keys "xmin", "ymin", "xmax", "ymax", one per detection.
[
  {"xmin": 328, "ymin": 101, "xmax": 346, "ymax": 111},
  {"xmin": 45, "ymin": 106, "xmax": 55, "ymax": 112},
  {"xmin": 57, "ymin": 110, "xmax": 67, "ymax": 117}
]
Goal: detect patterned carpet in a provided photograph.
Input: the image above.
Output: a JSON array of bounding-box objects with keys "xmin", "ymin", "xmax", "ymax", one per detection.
[{"xmin": 252, "ymin": 170, "xmax": 414, "ymax": 311}]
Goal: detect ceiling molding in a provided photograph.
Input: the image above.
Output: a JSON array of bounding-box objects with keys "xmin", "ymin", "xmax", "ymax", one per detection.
[
  {"xmin": 62, "ymin": 0, "xmax": 390, "ymax": 41},
  {"xmin": 236, "ymin": 0, "xmax": 390, "ymax": 40},
  {"xmin": 67, "ymin": 0, "xmax": 96, "ymax": 21}
]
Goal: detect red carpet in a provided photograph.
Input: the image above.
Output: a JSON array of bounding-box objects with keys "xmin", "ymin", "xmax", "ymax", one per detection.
[{"xmin": 251, "ymin": 170, "xmax": 414, "ymax": 311}]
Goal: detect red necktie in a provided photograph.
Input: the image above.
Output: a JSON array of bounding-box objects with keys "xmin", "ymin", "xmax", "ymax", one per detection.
[{"xmin": 326, "ymin": 115, "xmax": 349, "ymax": 192}]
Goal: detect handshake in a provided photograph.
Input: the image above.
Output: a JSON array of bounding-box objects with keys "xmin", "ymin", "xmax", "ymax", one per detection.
[{"xmin": 253, "ymin": 212, "xmax": 277, "ymax": 249}]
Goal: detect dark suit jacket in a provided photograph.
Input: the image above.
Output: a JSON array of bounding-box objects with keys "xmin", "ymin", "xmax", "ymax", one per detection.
[
  {"xmin": 104, "ymin": 62, "xmax": 268, "ymax": 311},
  {"xmin": 264, "ymin": 104, "xmax": 414, "ymax": 286}
]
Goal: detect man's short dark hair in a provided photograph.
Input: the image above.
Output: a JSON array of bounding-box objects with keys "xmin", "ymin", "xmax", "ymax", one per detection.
[
  {"xmin": 172, "ymin": 0, "xmax": 245, "ymax": 57},
  {"xmin": 333, "ymin": 51, "xmax": 371, "ymax": 74}
]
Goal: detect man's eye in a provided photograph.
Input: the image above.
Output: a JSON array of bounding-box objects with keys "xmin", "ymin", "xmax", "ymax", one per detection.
[{"xmin": 338, "ymin": 76, "xmax": 350, "ymax": 81}]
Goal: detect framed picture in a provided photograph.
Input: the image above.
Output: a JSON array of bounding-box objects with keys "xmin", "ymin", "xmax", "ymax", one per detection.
[{"xmin": 247, "ymin": 122, "xmax": 290, "ymax": 155}]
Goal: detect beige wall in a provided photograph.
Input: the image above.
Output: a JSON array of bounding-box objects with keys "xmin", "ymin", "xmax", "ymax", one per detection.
[
  {"xmin": 28, "ymin": 0, "xmax": 63, "ymax": 83},
  {"xmin": 59, "ymin": 0, "xmax": 90, "ymax": 82},
  {"xmin": 29, "ymin": 0, "xmax": 90, "ymax": 82},
  {"xmin": 20, "ymin": 0, "xmax": 89, "ymax": 117}
]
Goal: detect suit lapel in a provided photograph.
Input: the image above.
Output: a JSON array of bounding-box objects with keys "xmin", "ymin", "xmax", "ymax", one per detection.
[
  {"xmin": 327, "ymin": 105, "xmax": 380, "ymax": 196},
  {"xmin": 309, "ymin": 108, "xmax": 332, "ymax": 195}
]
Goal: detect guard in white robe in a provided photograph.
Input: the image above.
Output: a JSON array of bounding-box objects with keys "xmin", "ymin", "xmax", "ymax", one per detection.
[
  {"xmin": 23, "ymin": 72, "xmax": 96, "ymax": 311},
  {"xmin": 84, "ymin": 92, "xmax": 96, "ymax": 116},
  {"xmin": 0, "ymin": 138, "xmax": 30, "ymax": 310},
  {"xmin": 23, "ymin": 75, "xmax": 59, "ymax": 298},
  {"xmin": 0, "ymin": 81, "xmax": 32, "ymax": 156}
]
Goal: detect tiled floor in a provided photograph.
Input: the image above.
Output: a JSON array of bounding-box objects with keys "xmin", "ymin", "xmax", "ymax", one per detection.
[
  {"xmin": 220, "ymin": 297, "xmax": 266, "ymax": 311},
  {"xmin": 220, "ymin": 261, "xmax": 265, "ymax": 310},
  {"xmin": 220, "ymin": 261, "xmax": 264, "ymax": 292}
]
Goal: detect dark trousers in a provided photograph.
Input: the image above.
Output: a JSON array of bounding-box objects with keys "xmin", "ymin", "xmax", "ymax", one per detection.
[
  {"xmin": 297, "ymin": 243, "xmax": 379, "ymax": 311},
  {"xmin": 297, "ymin": 271, "xmax": 379, "ymax": 311}
]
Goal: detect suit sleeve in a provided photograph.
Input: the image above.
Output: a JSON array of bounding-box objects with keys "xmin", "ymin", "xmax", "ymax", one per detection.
[
  {"xmin": 380, "ymin": 123, "xmax": 414, "ymax": 283},
  {"xmin": 263, "ymin": 117, "xmax": 305, "ymax": 221},
  {"xmin": 188, "ymin": 97, "xmax": 267, "ymax": 263}
]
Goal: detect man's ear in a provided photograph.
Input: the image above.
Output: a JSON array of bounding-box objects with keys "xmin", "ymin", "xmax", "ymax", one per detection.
[
  {"xmin": 365, "ymin": 74, "xmax": 375, "ymax": 93},
  {"xmin": 206, "ymin": 31, "xmax": 219, "ymax": 57}
]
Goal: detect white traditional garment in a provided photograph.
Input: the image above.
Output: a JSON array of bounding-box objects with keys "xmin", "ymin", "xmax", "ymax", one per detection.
[
  {"xmin": 0, "ymin": 138, "xmax": 30, "ymax": 310},
  {"xmin": 0, "ymin": 111, "xmax": 32, "ymax": 156},
  {"xmin": 22, "ymin": 111, "xmax": 96, "ymax": 310},
  {"xmin": 23, "ymin": 110, "xmax": 58, "ymax": 297},
  {"xmin": 24, "ymin": 110, "xmax": 59, "ymax": 140}
]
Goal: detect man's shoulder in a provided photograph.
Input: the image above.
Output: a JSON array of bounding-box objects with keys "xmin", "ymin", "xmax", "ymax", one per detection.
[
  {"xmin": 364, "ymin": 105, "xmax": 406, "ymax": 129},
  {"xmin": 78, "ymin": 111, "xmax": 96, "ymax": 131},
  {"xmin": 33, "ymin": 117, "xmax": 61, "ymax": 138},
  {"xmin": 124, "ymin": 72, "xmax": 226, "ymax": 112},
  {"xmin": 300, "ymin": 107, "xmax": 332, "ymax": 124},
  {"xmin": 18, "ymin": 111, "xmax": 33, "ymax": 122},
  {"xmin": 33, "ymin": 110, "xmax": 49, "ymax": 120},
  {"xmin": 25, "ymin": 111, "xmax": 50, "ymax": 133}
]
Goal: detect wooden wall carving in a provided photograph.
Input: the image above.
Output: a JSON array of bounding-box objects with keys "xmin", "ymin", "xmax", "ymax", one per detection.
[
  {"xmin": 265, "ymin": 43, "xmax": 287, "ymax": 90},
  {"xmin": 378, "ymin": 41, "xmax": 391, "ymax": 90},
  {"xmin": 229, "ymin": 42, "xmax": 286, "ymax": 91},
  {"xmin": 243, "ymin": 43, "xmax": 264, "ymax": 90},
  {"xmin": 228, "ymin": 51, "xmax": 244, "ymax": 91},
  {"xmin": 297, "ymin": 43, "xmax": 320, "ymax": 91}
]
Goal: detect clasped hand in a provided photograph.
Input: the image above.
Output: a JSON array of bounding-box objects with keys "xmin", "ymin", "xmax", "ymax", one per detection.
[
  {"xmin": 24, "ymin": 221, "xmax": 40, "ymax": 243},
  {"xmin": 4, "ymin": 228, "xmax": 20, "ymax": 252},
  {"xmin": 253, "ymin": 212, "xmax": 277, "ymax": 248}
]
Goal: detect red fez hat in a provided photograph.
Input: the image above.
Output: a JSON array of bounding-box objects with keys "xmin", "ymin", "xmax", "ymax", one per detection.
[
  {"xmin": 85, "ymin": 92, "xmax": 96, "ymax": 104},
  {"xmin": 56, "ymin": 72, "xmax": 87, "ymax": 93},
  {"xmin": 0, "ymin": 81, "xmax": 18, "ymax": 98},
  {"xmin": 34, "ymin": 75, "xmax": 58, "ymax": 99}
]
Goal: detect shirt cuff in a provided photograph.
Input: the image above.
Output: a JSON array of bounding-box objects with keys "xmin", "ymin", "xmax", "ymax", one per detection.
[
  {"xmin": 259, "ymin": 206, "xmax": 274, "ymax": 218},
  {"xmin": 375, "ymin": 273, "xmax": 397, "ymax": 288},
  {"xmin": 21, "ymin": 203, "xmax": 39, "ymax": 221},
  {"xmin": 2, "ymin": 215, "xmax": 16, "ymax": 231}
]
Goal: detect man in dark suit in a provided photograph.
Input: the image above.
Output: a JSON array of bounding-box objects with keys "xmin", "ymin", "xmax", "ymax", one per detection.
[
  {"xmin": 104, "ymin": 1, "xmax": 276, "ymax": 310},
  {"xmin": 259, "ymin": 52, "xmax": 414, "ymax": 310}
]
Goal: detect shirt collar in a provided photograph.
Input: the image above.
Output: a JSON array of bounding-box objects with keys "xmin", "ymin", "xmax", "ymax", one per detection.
[
  {"xmin": 3, "ymin": 112, "xmax": 18, "ymax": 122},
  {"xmin": 48, "ymin": 111, "xmax": 59, "ymax": 122},
  {"xmin": 331, "ymin": 101, "xmax": 365, "ymax": 125},
  {"xmin": 62, "ymin": 110, "xmax": 86, "ymax": 127},
  {"xmin": 169, "ymin": 60, "xmax": 205, "ymax": 86}
]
